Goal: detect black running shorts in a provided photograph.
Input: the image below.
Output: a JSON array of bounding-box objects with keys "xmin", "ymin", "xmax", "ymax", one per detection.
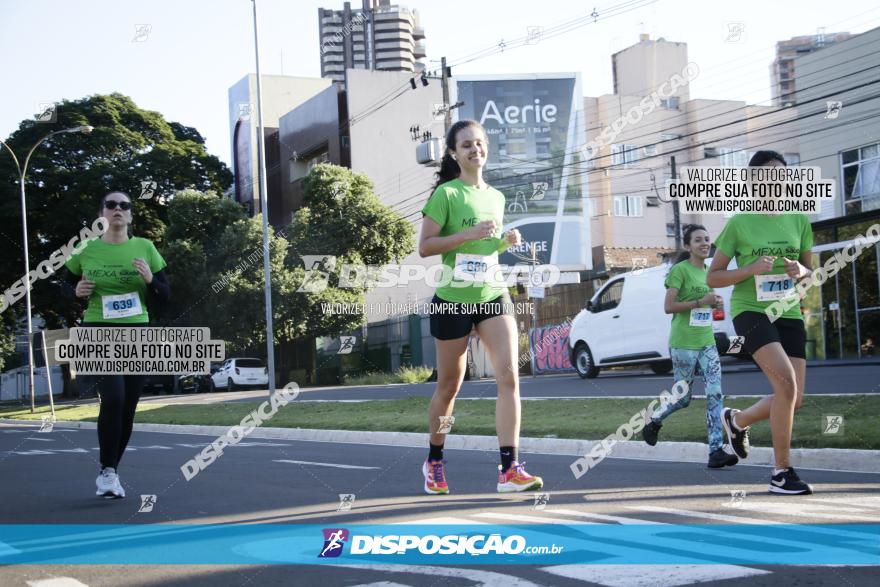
[
  {"xmin": 428, "ymin": 293, "xmax": 514, "ymax": 340},
  {"xmin": 732, "ymin": 310, "xmax": 806, "ymax": 359}
]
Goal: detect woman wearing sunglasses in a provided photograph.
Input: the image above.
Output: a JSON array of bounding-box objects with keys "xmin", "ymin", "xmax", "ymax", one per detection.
[{"xmin": 63, "ymin": 191, "xmax": 170, "ymax": 498}]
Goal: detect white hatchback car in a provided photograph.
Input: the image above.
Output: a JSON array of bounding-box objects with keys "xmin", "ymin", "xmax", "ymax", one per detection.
[
  {"xmin": 568, "ymin": 260, "xmax": 739, "ymax": 379},
  {"xmin": 211, "ymin": 358, "xmax": 269, "ymax": 391}
]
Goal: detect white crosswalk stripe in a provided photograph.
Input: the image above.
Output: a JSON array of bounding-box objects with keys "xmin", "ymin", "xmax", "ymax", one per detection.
[
  {"xmin": 807, "ymin": 496, "xmax": 880, "ymax": 509},
  {"xmin": 540, "ymin": 564, "xmax": 770, "ymax": 586},
  {"xmin": 723, "ymin": 501, "xmax": 880, "ymax": 522},
  {"xmin": 628, "ymin": 505, "xmax": 773, "ymax": 524},
  {"xmin": 26, "ymin": 579, "xmax": 91, "ymax": 587},
  {"xmin": 395, "ymin": 516, "xmax": 487, "ymax": 525},
  {"xmin": 546, "ymin": 508, "xmax": 667, "ymax": 525},
  {"xmin": 627, "ymin": 504, "xmax": 873, "ymax": 542},
  {"xmin": 332, "ymin": 564, "xmax": 543, "ymax": 587},
  {"xmin": 473, "ymin": 511, "xmax": 601, "ymax": 524}
]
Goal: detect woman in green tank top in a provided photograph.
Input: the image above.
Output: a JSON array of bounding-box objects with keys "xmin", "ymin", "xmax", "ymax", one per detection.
[{"xmin": 642, "ymin": 225, "xmax": 737, "ymax": 469}]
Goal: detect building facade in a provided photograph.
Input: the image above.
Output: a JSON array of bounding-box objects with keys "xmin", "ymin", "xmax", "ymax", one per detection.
[
  {"xmin": 771, "ymin": 31, "xmax": 852, "ymax": 106},
  {"xmin": 228, "ymin": 74, "xmax": 332, "ymax": 214},
  {"xmin": 587, "ymin": 35, "xmax": 800, "ymax": 274},
  {"xmin": 319, "ymin": 0, "xmax": 426, "ymax": 85},
  {"xmin": 791, "ymin": 26, "xmax": 880, "ymax": 359}
]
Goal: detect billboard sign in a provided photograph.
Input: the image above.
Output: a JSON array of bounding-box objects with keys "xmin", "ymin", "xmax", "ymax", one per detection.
[{"xmin": 454, "ymin": 74, "xmax": 591, "ymax": 271}]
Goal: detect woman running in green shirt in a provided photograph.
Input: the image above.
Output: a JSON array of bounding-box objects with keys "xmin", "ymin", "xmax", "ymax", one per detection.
[
  {"xmin": 419, "ymin": 120, "xmax": 543, "ymax": 495},
  {"xmin": 708, "ymin": 150, "xmax": 814, "ymax": 495},
  {"xmin": 64, "ymin": 191, "xmax": 170, "ymax": 499},
  {"xmin": 642, "ymin": 225, "xmax": 737, "ymax": 468}
]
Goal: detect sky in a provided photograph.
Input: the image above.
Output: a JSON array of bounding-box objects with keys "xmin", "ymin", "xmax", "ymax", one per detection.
[{"xmin": 2, "ymin": 0, "xmax": 879, "ymax": 168}]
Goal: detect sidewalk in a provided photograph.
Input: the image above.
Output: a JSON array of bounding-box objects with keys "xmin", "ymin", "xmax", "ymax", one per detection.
[{"xmin": 4, "ymin": 418, "xmax": 878, "ymax": 475}]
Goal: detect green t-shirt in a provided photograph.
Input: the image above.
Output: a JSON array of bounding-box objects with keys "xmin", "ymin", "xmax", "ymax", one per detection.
[
  {"xmin": 65, "ymin": 237, "xmax": 167, "ymax": 323},
  {"xmin": 665, "ymin": 260, "xmax": 716, "ymax": 350},
  {"xmin": 713, "ymin": 213, "xmax": 813, "ymax": 320},
  {"xmin": 421, "ymin": 178, "xmax": 509, "ymax": 304}
]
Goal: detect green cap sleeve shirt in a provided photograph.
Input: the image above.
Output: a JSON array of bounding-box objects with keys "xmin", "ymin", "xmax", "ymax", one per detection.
[
  {"xmin": 665, "ymin": 260, "xmax": 716, "ymax": 349},
  {"xmin": 65, "ymin": 236, "xmax": 167, "ymax": 323},
  {"xmin": 421, "ymin": 178, "xmax": 509, "ymax": 303},
  {"xmin": 713, "ymin": 213, "xmax": 813, "ymax": 321}
]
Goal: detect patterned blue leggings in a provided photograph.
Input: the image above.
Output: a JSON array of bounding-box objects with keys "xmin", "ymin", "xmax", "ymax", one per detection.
[{"xmin": 651, "ymin": 345, "xmax": 724, "ymax": 452}]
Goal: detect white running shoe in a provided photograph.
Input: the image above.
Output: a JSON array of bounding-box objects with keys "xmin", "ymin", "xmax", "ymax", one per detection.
[{"xmin": 96, "ymin": 467, "xmax": 125, "ymax": 499}]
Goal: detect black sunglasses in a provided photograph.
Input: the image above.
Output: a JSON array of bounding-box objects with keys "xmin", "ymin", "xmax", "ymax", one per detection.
[{"xmin": 104, "ymin": 200, "xmax": 132, "ymax": 210}]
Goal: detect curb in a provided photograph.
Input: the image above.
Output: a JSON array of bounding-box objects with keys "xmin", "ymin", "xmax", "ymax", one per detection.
[{"xmin": 3, "ymin": 418, "xmax": 878, "ymax": 474}]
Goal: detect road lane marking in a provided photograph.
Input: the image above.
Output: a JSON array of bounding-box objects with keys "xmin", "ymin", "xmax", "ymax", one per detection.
[
  {"xmin": 8, "ymin": 450, "xmax": 54, "ymax": 456},
  {"xmin": 175, "ymin": 442, "xmax": 291, "ymax": 448},
  {"xmin": 273, "ymin": 459, "xmax": 380, "ymax": 470}
]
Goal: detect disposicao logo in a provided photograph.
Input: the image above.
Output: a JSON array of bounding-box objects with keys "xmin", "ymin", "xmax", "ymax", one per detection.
[{"xmin": 319, "ymin": 528, "xmax": 348, "ymax": 558}]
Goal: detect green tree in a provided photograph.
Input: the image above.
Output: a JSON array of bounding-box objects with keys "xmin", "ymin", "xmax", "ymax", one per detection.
[
  {"xmin": 159, "ymin": 165, "xmax": 415, "ymax": 353},
  {"xmin": 0, "ymin": 312, "xmax": 16, "ymax": 372},
  {"xmin": 282, "ymin": 164, "xmax": 415, "ymax": 339},
  {"xmin": 0, "ymin": 93, "xmax": 232, "ymax": 366},
  {"xmin": 160, "ymin": 190, "xmax": 294, "ymax": 353}
]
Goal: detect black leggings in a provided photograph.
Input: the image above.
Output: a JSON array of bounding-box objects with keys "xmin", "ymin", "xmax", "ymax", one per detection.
[{"xmin": 80, "ymin": 323, "xmax": 145, "ymax": 470}]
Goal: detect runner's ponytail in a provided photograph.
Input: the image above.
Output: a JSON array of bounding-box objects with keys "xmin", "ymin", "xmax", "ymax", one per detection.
[{"xmin": 433, "ymin": 153, "xmax": 460, "ymax": 192}]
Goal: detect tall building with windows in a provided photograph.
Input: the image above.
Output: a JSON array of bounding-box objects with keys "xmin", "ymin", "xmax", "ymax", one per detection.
[
  {"xmin": 318, "ymin": 0, "xmax": 426, "ymax": 85},
  {"xmin": 771, "ymin": 31, "xmax": 852, "ymax": 106},
  {"xmin": 585, "ymin": 35, "xmax": 799, "ymax": 275},
  {"xmin": 228, "ymin": 74, "xmax": 332, "ymax": 220}
]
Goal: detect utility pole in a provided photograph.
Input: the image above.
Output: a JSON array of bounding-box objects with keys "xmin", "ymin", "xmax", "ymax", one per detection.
[
  {"xmin": 671, "ymin": 155, "xmax": 682, "ymax": 251},
  {"xmin": 440, "ymin": 56, "xmax": 451, "ymax": 134},
  {"xmin": 251, "ymin": 0, "xmax": 277, "ymax": 395}
]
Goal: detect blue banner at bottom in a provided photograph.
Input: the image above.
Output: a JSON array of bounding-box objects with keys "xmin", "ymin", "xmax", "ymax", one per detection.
[{"xmin": 1, "ymin": 524, "xmax": 877, "ymax": 565}]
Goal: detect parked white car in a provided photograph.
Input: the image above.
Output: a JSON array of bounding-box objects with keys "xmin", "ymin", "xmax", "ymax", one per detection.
[
  {"xmin": 568, "ymin": 259, "xmax": 740, "ymax": 379},
  {"xmin": 210, "ymin": 358, "xmax": 269, "ymax": 391}
]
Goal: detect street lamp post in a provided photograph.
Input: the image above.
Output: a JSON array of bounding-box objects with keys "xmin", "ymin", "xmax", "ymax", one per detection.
[
  {"xmin": 250, "ymin": 0, "xmax": 277, "ymax": 396},
  {"xmin": 0, "ymin": 125, "xmax": 94, "ymax": 412}
]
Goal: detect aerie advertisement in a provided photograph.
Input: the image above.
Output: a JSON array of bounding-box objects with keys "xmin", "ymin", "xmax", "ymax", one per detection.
[{"xmin": 454, "ymin": 74, "xmax": 591, "ymax": 272}]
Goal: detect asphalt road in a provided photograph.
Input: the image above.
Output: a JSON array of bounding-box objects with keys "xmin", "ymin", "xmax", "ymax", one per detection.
[
  {"xmin": 2, "ymin": 423, "xmax": 878, "ymax": 586},
  {"xmin": 130, "ymin": 363, "xmax": 880, "ymax": 406}
]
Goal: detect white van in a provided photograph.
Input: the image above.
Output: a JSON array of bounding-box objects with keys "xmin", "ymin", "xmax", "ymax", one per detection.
[{"xmin": 567, "ymin": 258, "xmax": 739, "ymax": 379}]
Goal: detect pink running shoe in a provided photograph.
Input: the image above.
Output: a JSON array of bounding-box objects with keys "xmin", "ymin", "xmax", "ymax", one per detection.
[
  {"xmin": 497, "ymin": 461, "xmax": 544, "ymax": 493},
  {"xmin": 423, "ymin": 459, "xmax": 449, "ymax": 494}
]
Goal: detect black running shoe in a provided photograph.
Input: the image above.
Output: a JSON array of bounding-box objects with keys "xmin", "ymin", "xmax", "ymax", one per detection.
[
  {"xmin": 769, "ymin": 467, "xmax": 813, "ymax": 495},
  {"xmin": 722, "ymin": 408, "xmax": 750, "ymax": 459},
  {"xmin": 642, "ymin": 420, "xmax": 662, "ymax": 446},
  {"xmin": 707, "ymin": 448, "xmax": 739, "ymax": 468}
]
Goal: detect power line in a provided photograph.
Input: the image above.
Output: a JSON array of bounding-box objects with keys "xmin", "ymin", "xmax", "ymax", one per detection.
[
  {"xmin": 380, "ymin": 69, "xmax": 880, "ymax": 218},
  {"xmin": 389, "ymin": 93, "xmax": 880, "ymax": 223},
  {"xmin": 368, "ymin": 32, "xmax": 880, "ymax": 201}
]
